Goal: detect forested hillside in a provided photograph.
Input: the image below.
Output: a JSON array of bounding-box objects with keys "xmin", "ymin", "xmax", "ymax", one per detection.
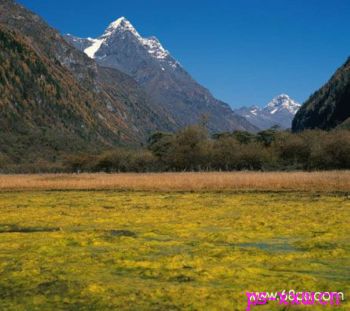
[
  {"xmin": 0, "ymin": 27, "xmax": 109, "ymax": 165},
  {"xmin": 0, "ymin": 0, "xmax": 178, "ymax": 169},
  {"xmin": 293, "ymin": 57, "xmax": 350, "ymax": 131}
]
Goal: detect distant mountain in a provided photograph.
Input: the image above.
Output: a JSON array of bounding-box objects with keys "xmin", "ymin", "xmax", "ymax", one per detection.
[
  {"xmin": 235, "ymin": 94, "xmax": 301, "ymax": 130},
  {"xmin": 65, "ymin": 17, "xmax": 257, "ymax": 133},
  {"xmin": 293, "ymin": 58, "xmax": 350, "ymax": 132}
]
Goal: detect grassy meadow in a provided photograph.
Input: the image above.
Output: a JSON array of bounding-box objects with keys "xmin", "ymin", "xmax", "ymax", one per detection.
[{"xmin": 0, "ymin": 172, "xmax": 349, "ymax": 310}]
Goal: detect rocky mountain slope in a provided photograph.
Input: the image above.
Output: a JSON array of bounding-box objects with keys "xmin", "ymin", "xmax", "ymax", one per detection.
[
  {"xmin": 0, "ymin": 0, "xmax": 181, "ymax": 163},
  {"xmin": 235, "ymin": 94, "xmax": 301, "ymax": 130},
  {"xmin": 65, "ymin": 17, "xmax": 257, "ymax": 133},
  {"xmin": 293, "ymin": 57, "xmax": 350, "ymax": 131}
]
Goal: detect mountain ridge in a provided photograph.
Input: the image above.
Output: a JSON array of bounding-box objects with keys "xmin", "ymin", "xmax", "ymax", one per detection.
[
  {"xmin": 235, "ymin": 94, "xmax": 301, "ymax": 130},
  {"xmin": 65, "ymin": 17, "xmax": 258, "ymax": 133}
]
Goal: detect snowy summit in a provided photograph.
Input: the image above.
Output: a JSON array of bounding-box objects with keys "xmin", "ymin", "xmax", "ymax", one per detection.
[
  {"xmin": 83, "ymin": 17, "xmax": 174, "ymax": 65},
  {"xmin": 266, "ymin": 94, "xmax": 301, "ymax": 115},
  {"xmin": 234, "ymin": 94, "xmax": 301, "ymax": 130}
]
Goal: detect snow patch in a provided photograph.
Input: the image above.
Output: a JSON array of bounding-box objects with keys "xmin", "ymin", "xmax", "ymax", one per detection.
[
  {"xmin": 84, "ymin": 38, "xmax": 104, "ymax": 58},
  {"xmin": 141, "ymin": 36, "xmax": 169, "ymax": 60}
]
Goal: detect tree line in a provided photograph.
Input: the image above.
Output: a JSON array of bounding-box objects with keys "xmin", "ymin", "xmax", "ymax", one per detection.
[{"xmin": 65, "ymin": 126, "xmax": 350, "ymax": 172}]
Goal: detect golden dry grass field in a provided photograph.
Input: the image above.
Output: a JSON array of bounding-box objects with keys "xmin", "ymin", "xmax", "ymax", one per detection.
[
  {"xmin": 0, "ymin": 171, "xmax": 349, "ymax": 192},
  {"xmin": 0, "ymin": 172, "xmax": 349, "ymax": 310}
]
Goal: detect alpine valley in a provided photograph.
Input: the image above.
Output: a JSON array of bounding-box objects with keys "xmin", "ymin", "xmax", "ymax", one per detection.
[
  {"xmin": 1, "ymin": 0, "xmax": 348, "ymax": 170},
  {"xmin": 0, "ymin": 0, "xmax": 257, "ymax": 166}
]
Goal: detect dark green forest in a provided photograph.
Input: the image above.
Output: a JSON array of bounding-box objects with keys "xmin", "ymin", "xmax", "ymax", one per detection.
[{"xmin": 13, "ymin": 126, "xmax": 346, "ymax": 173}]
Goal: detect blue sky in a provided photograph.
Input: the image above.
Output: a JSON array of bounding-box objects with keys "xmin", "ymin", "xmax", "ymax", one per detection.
[{"xmin": 18, "ymin": 0, "xmax": 350, "ymax": 108}]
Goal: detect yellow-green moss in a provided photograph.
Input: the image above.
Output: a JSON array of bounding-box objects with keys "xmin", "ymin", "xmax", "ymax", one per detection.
[{"xmin": 0, "ymin": 191, "xmax": 349, "ymax": 310}]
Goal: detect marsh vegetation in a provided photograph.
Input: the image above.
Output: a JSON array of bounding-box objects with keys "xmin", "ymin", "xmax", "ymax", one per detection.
[{"xmin": 0, "ymin": 189, "xmax": 349, "ymax": 310}]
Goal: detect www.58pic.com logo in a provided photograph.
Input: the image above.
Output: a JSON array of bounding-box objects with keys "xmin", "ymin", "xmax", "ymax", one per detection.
[{"xmin": 246, "ymin": 290, "xmax": 345, "ymax": 310}]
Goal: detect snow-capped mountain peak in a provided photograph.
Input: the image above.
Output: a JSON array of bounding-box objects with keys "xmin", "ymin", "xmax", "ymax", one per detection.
[
  {"xmin": 266, "ymin": 94, "xmax": 301, "ymax": 115},
  {"xmin": 234, "ymin": 94, "xmax": 301, "ymax": 130},
  {"xmin": 84, "ymin": 17, "xmax": 141, "ymax": 58},
  {"xmin": 63, "ymin": 17, "xmax": 257, "ymax": 133},
  {"xmin": 82, "ymin": 17, "xmax": 176, "ymax": 66},
  {"xmin": 103, "ymin": 17, "xmax": 141, "ymax": 38}
]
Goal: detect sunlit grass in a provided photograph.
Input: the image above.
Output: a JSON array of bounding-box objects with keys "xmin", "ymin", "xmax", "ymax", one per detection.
[{"xmin": 0, "ymin": 191, "xmax": 349, "ymax": 310}]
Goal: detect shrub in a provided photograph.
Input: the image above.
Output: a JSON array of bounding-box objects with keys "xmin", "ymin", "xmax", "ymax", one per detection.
[
  {"xmin": 211, "ymin": 136, "xmax": 241, "ymax": 170},
  {"xmin": 236, "ymin": 143, "xmax": 272, "ymax": 170}
]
